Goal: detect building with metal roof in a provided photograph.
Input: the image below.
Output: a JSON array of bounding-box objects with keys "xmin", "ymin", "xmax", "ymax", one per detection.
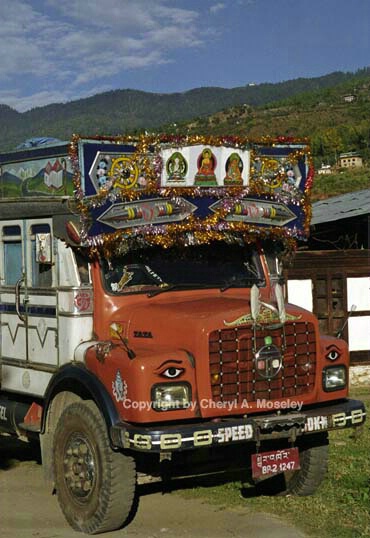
[
  {"xmin": 312, "ymin": 188, "xmax": 370, "ymax": 226},
  {"xmin": 288, "ymin": 188, "xmax": 370, "ymax": 366}
]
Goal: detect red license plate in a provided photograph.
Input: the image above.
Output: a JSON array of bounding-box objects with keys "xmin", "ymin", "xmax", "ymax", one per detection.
[{"xmin": 251, "ymin": 447, "xmax": 300, "ymax": 479}]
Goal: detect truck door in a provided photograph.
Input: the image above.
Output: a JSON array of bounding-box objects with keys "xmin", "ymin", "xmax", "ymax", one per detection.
[
  {"xmin": 0, "ymin": 219, "xmax": 57, "ymax": 395},
  {"xmin": 0, "ymin": 222, "xmax": 26, "ymax": 371}
]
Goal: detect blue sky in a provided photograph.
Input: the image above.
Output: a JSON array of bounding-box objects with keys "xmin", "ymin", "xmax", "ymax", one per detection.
[{"xmin": 0, "ymin": 0, "xmax": 369, "ymax": 112}]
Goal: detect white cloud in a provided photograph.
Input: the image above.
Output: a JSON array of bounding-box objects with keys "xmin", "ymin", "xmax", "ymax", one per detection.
[
  {"xmin": 0, "ymin": 0, "xmax": 204, "ymax": 111},
  {"xmin": 0, "ymin": 89, "xmax": 70, "ymax": 112},
  {"xmin": 210, "ymin": 3, "xmax": 226, "ymax": 14}
]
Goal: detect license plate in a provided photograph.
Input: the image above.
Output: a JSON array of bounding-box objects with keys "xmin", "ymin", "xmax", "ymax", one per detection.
[{"xmin": 251, "ymin": 447, "xmax": 300, "ymax": 479}]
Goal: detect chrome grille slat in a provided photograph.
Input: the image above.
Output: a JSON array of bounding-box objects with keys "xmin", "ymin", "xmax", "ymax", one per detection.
[{"xmin": 209, "ymin": 322, "xmax": 316, "ymax": 403}]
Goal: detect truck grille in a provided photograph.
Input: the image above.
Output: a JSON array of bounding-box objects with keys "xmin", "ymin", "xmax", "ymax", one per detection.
[{"xmin": 209, "ymin": 322, "xmax": 316, "ymax": 403}]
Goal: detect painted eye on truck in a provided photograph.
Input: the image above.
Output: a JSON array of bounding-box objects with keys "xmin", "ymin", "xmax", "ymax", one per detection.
[
  {"xmin": 155, "ymin": 359, "xmax": 186, "ymax": 379},
  {"xmin": 326, "ymin": 346, "xmax": 340, "ymax": 361},
  {"xmin": 162, "ymin": 367, "xmax": 184, "ymax": 379}
]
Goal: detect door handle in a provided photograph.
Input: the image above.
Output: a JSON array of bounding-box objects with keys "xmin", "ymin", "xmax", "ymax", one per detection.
[{"xmin": 15, "ymin": 277, "xmax": 25, "ymax": 322}]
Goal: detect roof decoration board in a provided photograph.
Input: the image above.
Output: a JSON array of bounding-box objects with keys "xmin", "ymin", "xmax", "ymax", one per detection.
[{"xmin": 70, "ymin": 134, "xmax": 314, "ymax": 254}]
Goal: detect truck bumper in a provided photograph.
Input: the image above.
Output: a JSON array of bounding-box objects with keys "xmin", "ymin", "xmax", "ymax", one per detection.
[{"xmin": 110, "ymin": 398, "xmax": 366, "ymax": 453}]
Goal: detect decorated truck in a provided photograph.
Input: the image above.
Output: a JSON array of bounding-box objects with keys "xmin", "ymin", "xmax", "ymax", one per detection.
[{"xmin": 0, "ymin": 135, "xmax": 366, "ymax": 534}]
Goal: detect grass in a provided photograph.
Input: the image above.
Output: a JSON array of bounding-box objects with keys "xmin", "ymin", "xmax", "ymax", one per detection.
[
  {"xmin": 181, "ymin": 387, "xmax": 370, "ymax": 538},
  {"xmin": 311, "ymin": 167, "xmax": 370, "ymax": 201}
]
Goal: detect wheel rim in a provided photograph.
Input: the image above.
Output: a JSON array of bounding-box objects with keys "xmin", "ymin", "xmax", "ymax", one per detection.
[{"xmin": 62, "ymin": 433, "xmax": 97, "ymax": 501}]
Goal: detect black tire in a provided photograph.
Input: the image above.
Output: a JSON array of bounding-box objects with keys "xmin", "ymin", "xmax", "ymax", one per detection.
[
  {"xmin": 53, "ymin": 400, "xmax": 136, "ymax": 534},
  {"xmin": 256, "ymin": 433, "xmax": 329, "ymax": 496}
]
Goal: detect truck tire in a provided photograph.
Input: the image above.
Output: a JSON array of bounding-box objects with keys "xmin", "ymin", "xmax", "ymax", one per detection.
[
  {"xmin": 256, "ymin": 433, "xmax": 329, "ymax": 496},
  {"xmin": 53, "ymin": 400, "xmax": 136, "ymax": 534}
]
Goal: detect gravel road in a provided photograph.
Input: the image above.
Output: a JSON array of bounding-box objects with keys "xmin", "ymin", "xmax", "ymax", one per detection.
[{"xmin": 0, "ymin": 437, "xmax": 307, "ymax": 538}]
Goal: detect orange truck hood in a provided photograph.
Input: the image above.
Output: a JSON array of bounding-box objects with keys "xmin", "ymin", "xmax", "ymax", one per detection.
[
  {"xmin": 126, "ymin": 294, "xmax": 252, "ymax": 349},
  {"xmin": 121, "ymin": 293, "xmax": 310, "ymax": 351}
]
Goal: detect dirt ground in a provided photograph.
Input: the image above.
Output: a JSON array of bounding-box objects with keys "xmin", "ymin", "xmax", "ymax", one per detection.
[{"xmin": 0, "ymin": 437, "xmax": 307, "ymax": 538}]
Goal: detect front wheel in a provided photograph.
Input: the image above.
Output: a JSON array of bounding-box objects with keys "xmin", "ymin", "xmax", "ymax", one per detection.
[
  {"xmin": 255, "ymin": 433, "xmax": 329, "ymax": 496},
  {"xmin": 53, "ymin": 400, "xmax": 136, "ymax": 534}
]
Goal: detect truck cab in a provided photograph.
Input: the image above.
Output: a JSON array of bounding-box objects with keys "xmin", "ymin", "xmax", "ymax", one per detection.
[{"xmin": 0, "ymin": 135, "xmax": 366, "ymax": 534}]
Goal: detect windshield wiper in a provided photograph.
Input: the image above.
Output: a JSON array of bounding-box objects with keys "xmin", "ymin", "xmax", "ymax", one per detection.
[
  {"xmin": 147, "ymin": 283, "xmax": 211, "ymax": 298},
  {"xmin": 220, "ymin": 276, "xmax": 264, "ymax": 292}
]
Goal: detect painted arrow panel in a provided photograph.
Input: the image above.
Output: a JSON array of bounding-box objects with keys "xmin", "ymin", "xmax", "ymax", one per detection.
[
  {"xmin": 210, "ymin": 198, "xmax": 297, "ymax": 227},
  {"xmin": 97, "ymin": 197, "xmax": 197, "ymax": 229}
]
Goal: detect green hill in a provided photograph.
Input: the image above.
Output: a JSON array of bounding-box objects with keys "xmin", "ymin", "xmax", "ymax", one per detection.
[
  {"xmin": 181, "ymin": 70, "xmax": 370, "ymax": 166},
  {"xmin": 177, "ymin": 70, "xmax": 370, "ymax": 199},
  {"xmin": 1, "ymin": 68, "xmax": 369, "ymax": 200},
  {"xmin": 0, "ymin": 68, "xmax": 369, "ymax": 152}
]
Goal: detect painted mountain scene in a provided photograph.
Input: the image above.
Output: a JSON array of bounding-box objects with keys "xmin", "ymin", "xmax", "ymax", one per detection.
[{"xmin": 0, "ymin": 156, "xmax": 74, "ymax": 198}]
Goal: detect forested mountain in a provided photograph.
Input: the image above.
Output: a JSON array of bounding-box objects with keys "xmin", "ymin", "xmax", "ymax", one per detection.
[
  {"xmin": 181, "ymin": 69, "xmax": 370, "ymax": 167},
  {"xmin": 0, "ymin": 68, "xmax": 369, "ymax": 152}
]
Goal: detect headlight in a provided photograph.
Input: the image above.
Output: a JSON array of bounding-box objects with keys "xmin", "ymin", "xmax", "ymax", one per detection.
[
  {"xmin": 152, "ymin": 383, "xmax": 191, "ymax": 411},
  {"xmin": 323, "ymin": 366, "xmax": 346, "ymax": 391}
]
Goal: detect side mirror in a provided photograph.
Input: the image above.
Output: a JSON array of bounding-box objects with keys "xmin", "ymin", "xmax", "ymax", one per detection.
[{"xmin": 336, "ymin": 304, "xmax": 357, "ymax": 338}]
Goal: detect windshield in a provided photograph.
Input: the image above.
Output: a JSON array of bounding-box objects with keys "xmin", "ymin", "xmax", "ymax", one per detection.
[{"xmin": 101, "ymin": 243, "xmax": 265, "ymax": 295}]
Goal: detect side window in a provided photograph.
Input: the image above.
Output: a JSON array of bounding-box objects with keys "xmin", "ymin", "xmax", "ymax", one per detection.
[
  {"xmin": 75, "ymin": 251, "xmax": 91, "ymax": 284},
  {"xmin": 3, "ymin": 225, "xmax": 23, "ymax": 286},
  {"xmin": 30, "ymin": 224, "xmax": 53, "ymax": 287}
]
